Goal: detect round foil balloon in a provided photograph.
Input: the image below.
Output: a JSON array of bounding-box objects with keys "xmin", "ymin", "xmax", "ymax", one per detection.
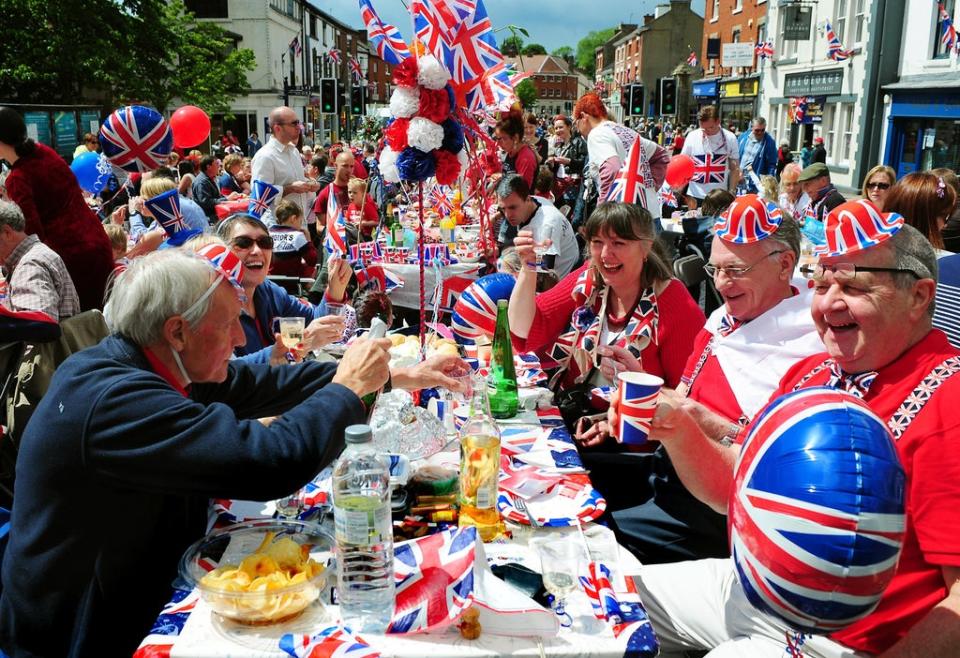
[
  {"xmin": 730, "ymin": 387, "xmax": 906, "ymax": 634},
  {"xmin": 451, "ymin": 273, "xmax": 516, "ymax": 344},
  {"xmin": 98, "ymin": 105, "xmax": 173, "ymax": 173}
]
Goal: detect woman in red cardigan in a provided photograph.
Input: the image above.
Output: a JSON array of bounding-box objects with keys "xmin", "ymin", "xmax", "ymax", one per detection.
[
  {"xmin": 509, "ymin": 202, "xmax": 704, "ymax": 438},
  {"xmin": 0, "ymin": 108, "xmax": 115, "ymax": 311}
]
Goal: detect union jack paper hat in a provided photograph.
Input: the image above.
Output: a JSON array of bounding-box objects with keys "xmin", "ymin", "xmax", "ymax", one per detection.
[
  {"xmin": 814, "ymin": 199, "xmax": 905, "ymax": 258},
  {"xmin": 196, "ymin": 243, "xmax": 247, "ymax": 301},
  {"xmin": 143, "ymin": 189, "xmax": 203, "ymax": 247},
  {"xmin": 714, "ymin": 194, "xmax": 782, "ymax": 244},
  {"xmin": 247, "ymin": 179, "xmax": 282, "ymax": 219}
]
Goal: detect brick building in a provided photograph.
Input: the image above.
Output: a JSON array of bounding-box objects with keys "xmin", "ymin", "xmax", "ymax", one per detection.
[{"xmin": 504, "ymin": 55, "xmax": 580, "ymax": 118}]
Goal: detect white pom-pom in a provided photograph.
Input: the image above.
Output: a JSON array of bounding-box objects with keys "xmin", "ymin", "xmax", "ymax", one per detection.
[
  {"xmin": 417, "ymin": 55, "xmax": 451, "ymax": 90},
  {"xmin": 389, "ymin": 86, "xmax": 420, "ymax": 118},
  {"xmin": 380, "ymin": 146, "xmax": 400, "ymax": 183},
  {"xmin": 407, "ymin": 117, "xmax": 444, "ymax": 153}
]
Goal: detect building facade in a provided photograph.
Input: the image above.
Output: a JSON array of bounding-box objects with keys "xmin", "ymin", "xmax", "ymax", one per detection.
[
  {"xmin": 881, "ymin": 0, "xmax": 960, "ymax": 177},
  {"xmin": 505, "ymin": 55, "xmax": 581, "ymax": 118},
  {"xmin": 759, "ymin": 0, "xmax": 905, "ymax": 192}
]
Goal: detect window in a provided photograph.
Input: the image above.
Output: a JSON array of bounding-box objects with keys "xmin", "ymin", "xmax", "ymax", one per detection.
[
  {"xmin": 733, "ymin": 0, "xmax": 743, "ymax": 12},
  {"xmin": 310, "ymin": 15, "xmax": 317, "ymax": 39},
  {"xmin": 184, "ymin": 0, "xmax": 227, "ymax": 18},
  {"xmin": 372, "ymin": 60, "xmax": 379, "ymax": 74},
  {"xmin": 935, "ymin": 0, "xmax": 957, "ymax": 58},
  {"xmin": 777, "ymin": 8, "xmax": 798, "ymax": 59},
  {"xmin": 853, "ymin": 0, "xmax": 866, "ymax": 45},
  {"xmin": 270, "ymin": 0, "xmax": 295, "ymax": 18},
  {"xmin": 732, "ymin": 28, "xmax": 741, "ymax": 43},
  {"xmin": 835, "ymin": 0, "xmax": 848, "ymax": 44},
  {"xmin": 841, "ymin": 104, "xmax": 855, "ymax": 163},
  {"xmin": 823, "ymin": 104, "xmax": 836, "ymax": 163},
  {"xmin": 770, "ymin": 104, "xmax": 780, "ymax": 144},
  {"xmin": 711, "ymin": 0, "xmax": 720, "ymax": 21}
]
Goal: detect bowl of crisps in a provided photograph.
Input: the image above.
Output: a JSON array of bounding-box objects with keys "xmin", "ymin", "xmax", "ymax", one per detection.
[{"xmin": 179, "ymin": 519, "xmax": 332, "ymax": 625}]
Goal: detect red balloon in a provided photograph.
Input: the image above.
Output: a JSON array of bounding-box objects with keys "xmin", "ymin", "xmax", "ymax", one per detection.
[
  {"xmin": 665, "ymin": 154, "xmax": 696, "ymax": 189},
  {"xmin": 170, "ymin": 105, "xmax": 211, "ymax": 149}
]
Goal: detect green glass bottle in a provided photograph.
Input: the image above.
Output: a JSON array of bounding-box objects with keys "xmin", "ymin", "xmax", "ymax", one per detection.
[{"xmin": 488, "ymin": 299, "xmax": 518, "ymax": 419}]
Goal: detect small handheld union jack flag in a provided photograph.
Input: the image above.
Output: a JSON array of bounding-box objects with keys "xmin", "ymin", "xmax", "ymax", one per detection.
[
  {"xmin": 324, "ymin": 191, "xmax": 348, "ymax": 256},
  {"xmin": 824, "ymin": 20, "xmax": 852, "ymax": 61},
  {"xmin": 248, "ymin": 179, "xmax": 281, "ymax": 219},
  {"xmin": 429, "ymin": 184, "xmax": 453, "ymax": 214},
  {"xmin": 754, "ymin": 40, "xmax": 774, "ymax": 60},
  {"xmin": 606, "ymin": 135, "xmax": 653, "ymax": 208},
  {"xmin": 658, "ymin": 183, "xmax": 678, "ymax": 208}
]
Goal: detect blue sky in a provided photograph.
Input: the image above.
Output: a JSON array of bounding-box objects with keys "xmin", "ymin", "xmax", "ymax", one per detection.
[{"xmin": 315, "ymin": 0, "xmax": 705, "ymax": 55}]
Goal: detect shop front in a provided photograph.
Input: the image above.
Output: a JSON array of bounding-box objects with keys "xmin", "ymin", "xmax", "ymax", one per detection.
[
  {"xmin": 883, "ymin": 85, "xmax": 960, "ymax": 178},
  {"xmin": 718, "ymin": 77, "xmax": 758, "ymax": 133},
  {"xmin": 693, "ymin": 79, "xmax": 719, "ymax": 112},
  {"xmin": 780, "ymin": 68, "xmax": 845, "ymax": 152}
]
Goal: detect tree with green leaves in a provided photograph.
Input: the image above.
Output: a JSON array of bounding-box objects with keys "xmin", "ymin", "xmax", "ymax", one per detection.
[
  {"xmin": 521, "ymin": 43, "xmax": 547, "ymax": 56},
  {"xmin": 0, "ymin": 0, "xmax": 255, "ymax": 115},
  {"xmin": 515, "ymin": 79, "xmax": 538, "ymax": 110},
  {"xmin": 501, "ymin": 35, "xmax": 524, "ymax": 57},
  {"xmin": 551, "ymin": 46, "xmax": 575, "ymax": 65},
  {"xmin": 576, "ymin": 28, "xmax": 616, "ymax": 77}
]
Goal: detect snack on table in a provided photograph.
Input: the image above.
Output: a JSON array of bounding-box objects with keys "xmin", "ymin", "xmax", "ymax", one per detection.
[{"xmin": 458, "ymin": 606, "xmax": 482, "ymax": 639}]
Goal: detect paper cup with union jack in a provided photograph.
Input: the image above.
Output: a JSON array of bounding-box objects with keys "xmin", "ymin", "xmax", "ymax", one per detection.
[{"xmin": 615, "ymin": 372, "xmax": 663, "ymax": 445}]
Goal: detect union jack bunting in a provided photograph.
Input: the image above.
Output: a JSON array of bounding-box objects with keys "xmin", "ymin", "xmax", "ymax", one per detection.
[
  {"xmin": 686, "ymin": 51, "xmax": 698, "ymax": 67},
  {"xmin": 824, "ymin": 20, "xmax": 852, "ymax": 61},
  {"xmin": 348, "ymin": 57, "xmax": 364, "ymax": 83},
  {"xmin": 289, "ymin": 35, "xmax": 303, "ymax": 56},
  {"xmin": 658, "ymin": 183, "xmax": 678, "ymax": 207},
  {"xmin": 324, "ymin": 191, "xmax": 349, "ymax": 256},
  {"xmin": 327, "ymin": 48, "xmax": 342, "ymax": 64},
  {"xmin": 388, "ymin": 527, "xmax": 476, "ymax": 633},
  {"xmin": 731, "ymin": 387, "xmax": 906, "ymax": 632},
  {"xmin": 754, "ymin": 40, "xmax": 774, "ymax": 60},
  {"xmin": 691, "ymin": 153, "xmax": 728, "ymax": 185},
  {"xmin": 279, "ymin": 626, "xmax": 381, "ymax": 658},
  {"xmin": 359, "ymin": 0, "xmax": 410, "ymax": 66},
  {"xmin": 886, "ymin": 356, "xmax": 960, "ymax": 440},
  {"xmin": 353, "ymin": 261, "xmax": 403, "ymax": 293},
  {"xmin": 248, "ymin": 179, "xmax": 281, "ymax": 218},
  {"xmin": 606, "ymin": 135, "xmax": 654, "ymax": 208},
  {"xmin": 98, "ymin": 105, "xmax": 173, "ymax": 173},
  {"xmin": 814, "ymin": 199, "xmax": 905, "ymax": 257},
  {"xmin": 940, "ymin": 2, "xmax": 959, "ymax": 54},
  {"xmin": 714, "ymin": 193, "xmax": 783, "ymax": 244}
]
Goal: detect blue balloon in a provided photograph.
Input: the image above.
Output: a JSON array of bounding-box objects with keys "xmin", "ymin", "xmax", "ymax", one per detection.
[{"xmin": 70, "ymin": 151, "xmax": 109, "ymax": 194}]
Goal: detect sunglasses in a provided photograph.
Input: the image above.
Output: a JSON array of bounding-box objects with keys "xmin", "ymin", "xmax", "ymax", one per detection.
[
  {"xmin": 232, "ymin": 235, "xmax": 274, "ymax": 250},
  {"xmin": 866, "ymin": 181, "xmax": 891, "ymax": 191}
]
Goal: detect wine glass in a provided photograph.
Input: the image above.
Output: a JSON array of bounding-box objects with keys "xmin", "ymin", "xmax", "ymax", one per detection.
[
  {"xmin": 532, "ymin": 241, "xmax": 549, "ymax": 272},
  {"xmin": 278, "ymin": 317, "xmax": 305, "ymax": 352},
  {"xmin": 535, "ymin": 538, "xmax": 587, "ymax": 627}
]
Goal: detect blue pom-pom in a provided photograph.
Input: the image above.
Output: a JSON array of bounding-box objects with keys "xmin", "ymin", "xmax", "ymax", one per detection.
[
  {"xmin": 396, "ymin": 147, "xmax": 436, "ymax": 182},
  {"xmin": 440, "ymin": 119, "xmax": 465, "ymax": 153}
]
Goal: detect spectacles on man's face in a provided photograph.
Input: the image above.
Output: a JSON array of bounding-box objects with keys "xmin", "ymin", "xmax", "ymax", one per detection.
[
  {"xmin": 704, "ymin": 249, "xmax": 786, "ymax": 279},
  {"xmin": 866, "ymin": 181, "xmax": 891, "ymax": 191},
  {"xmin": 232, "ymin": 234, "xmax": 274, "ymax": 250},
  {"xmin": 275, "ymin": 119, "xmax": 302, "ymax": 127},
  {"xmin": 799, "ymin": 262, "xmax": 920, "ymax": 283}
]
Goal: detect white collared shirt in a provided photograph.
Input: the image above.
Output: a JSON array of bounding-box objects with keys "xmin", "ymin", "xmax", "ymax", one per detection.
[{"xmin": 251, "ymin": 136, "xmax": 309, "ymax": 221}]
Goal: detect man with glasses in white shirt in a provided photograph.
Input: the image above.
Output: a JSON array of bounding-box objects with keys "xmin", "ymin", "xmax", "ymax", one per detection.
[{"xmin": 251, "ymin": 106, "xmax": 320, "ymax": 225}]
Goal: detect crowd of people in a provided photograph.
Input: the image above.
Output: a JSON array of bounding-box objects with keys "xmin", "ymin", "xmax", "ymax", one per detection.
[{"xmin": 0, "ymin": 90, "xmax": 959, "ymax": 657}]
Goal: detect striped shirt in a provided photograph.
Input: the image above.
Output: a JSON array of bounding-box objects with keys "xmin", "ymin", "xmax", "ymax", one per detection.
[{"xmin": 3, "ymin": 234, "xmax": 80, "ymax": 322}]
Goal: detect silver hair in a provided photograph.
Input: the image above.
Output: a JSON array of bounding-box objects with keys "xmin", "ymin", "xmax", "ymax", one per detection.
[
  {"xmin": 0, "ymin": 199, "xmax": 26, "ymax": 232},
  {"xmin": 110, "ymin": 250, "xmax": 219, "ymax": 346},
  {"xmin": 753, "ymin": 117, "xmax": 767, "ymax": 128},
  {"xmin": 885, "ymin": 223, "xmax": 939, "ymax": 317},
  {"xmin": 765, "ymin": 216, "xmax": 802, "ymax": 261}
]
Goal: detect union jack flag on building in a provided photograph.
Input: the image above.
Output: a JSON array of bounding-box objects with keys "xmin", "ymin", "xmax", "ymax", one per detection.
[
  {"xmin": 348, "ymin": 57, "xmax": 364, "ymax": 82},
  {"xmin": 790, "ymin": 96, "xmax": 808, "ymax": 124},
  {"xmin": 754, "ymin": 40, "xmax": 774, "ymax": 60},
  {"xmin": 824, "ymin": 20, "xmax": 852, "ymax": 61},
  {"xmin": 940, "ymin": 2, "xmax": 959, "ymax": 54},
  {"xmin": 359, "ymin": 0, "xmax": 410, "ymax": 66},
  {"xmin": 594, "ymin": 79, "xmax": 606, "ymax": 95},
  {"xmin": 686, "ymin": 51, "xmax": 698, "ymax": 67},
  {"xmin": 606, "ymin": 136, "xmax": 653, "ymax": 209},
  {"xmin": 691, "ymin": 153, "xmax": 728, "ymax": 185},
  {"xmin": 388, "ymin": 527, "xmax": 476, "ymax": 633},
  {"xmin": 327, "ymin": 48, "xmax": 342, "ymax": 64},
  {"xmin": 289, "ymin": 35, "xmax": 303, "ymax": 56}
]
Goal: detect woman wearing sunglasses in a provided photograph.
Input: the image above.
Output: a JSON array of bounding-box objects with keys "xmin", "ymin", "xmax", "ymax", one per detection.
[
  {"xmin": 218, "ymin": 213, "xmax": 352, "ymax": 363},
  {"xmin": 860, "ymin": 165, "xmax": 896, "ymax": 211}
]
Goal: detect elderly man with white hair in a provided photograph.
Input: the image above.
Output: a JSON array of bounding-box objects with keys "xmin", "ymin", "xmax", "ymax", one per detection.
[{"xmin": 0, "ymin": 249, "xmax": 417, "ymax": 656}]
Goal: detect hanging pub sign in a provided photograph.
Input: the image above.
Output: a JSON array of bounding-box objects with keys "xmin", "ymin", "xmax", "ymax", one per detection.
[{"xmin": 784, "ymin": 5, "xmax": 813, "ymax": 40}]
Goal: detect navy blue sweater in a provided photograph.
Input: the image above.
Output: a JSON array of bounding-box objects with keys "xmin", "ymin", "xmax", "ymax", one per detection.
[{"xmin": 0, "ymin": 334, "xmax": 364, "ymax": 657}]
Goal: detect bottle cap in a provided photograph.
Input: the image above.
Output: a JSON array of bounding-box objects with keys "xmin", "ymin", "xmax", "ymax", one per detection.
[
  {"xmin": 344, "ymin": 424, "xmax": 373, "ymax": 444},
  {"xmin": 497, "ymin": 298, "xmax": 508, "ymax": 309}
]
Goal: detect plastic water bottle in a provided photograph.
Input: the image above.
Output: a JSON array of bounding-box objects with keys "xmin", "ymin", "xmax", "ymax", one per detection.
[{"xmin": 333, "ymin": 424, "xmax": 394, "ymax": 633}]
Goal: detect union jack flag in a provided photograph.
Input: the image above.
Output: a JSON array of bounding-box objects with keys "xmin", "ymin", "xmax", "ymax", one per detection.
[
  {"xmin": 498, "ymin": 454, "xmax": 562, "ymax": 498},
  {"xmin": 618, "ymin": 380, "xmax": 659, "ymax": 444},
  {"xmin": 447, "ymin": 0, "xmax": 514, "ymax": 111},
  {"xmin": 144, "ymin": 189, "xmax": 187, "ymax": 235},
  {"xmin": 686, "ymin": 51, "xmax": 698, "ymax": 67},
  {"xmin": 814, "ymin": 199, "xmax": 905, "ymax": 257},
  {"xmin": 388, "ymin": 527, "xmax": 476, "ymax": 633},
  {"xmin": 289, "ymin": 35, "xmax": 303, "ymax": 57},
  {"xmin": 248, "ymin": 179, "xmax": 281, "ymax": 218},
  {"xmin": 99, "ymin": 105, "xmax": 173, "ymax": 173},
  {"xmin": 731, "ymin": 387, "xmax": 906, "ymax": 633},
  {"xmin": 691, "ymin": 153, "xmax": 727, "ymax": 185},
  {"xmin": 714, "ymin": 194, "xmax": 782, "ymax": 244},
  {"xmin": 824, "ymin": 20, "xmax": 852, "ymax": 62},
  {"xmin": 327, "ymin": 48, "xmax": 342, "ymax": 64},
  {"xmin": 790, "ymin": 96, "xmax": 808, "ymax": 124},
  {"xmin": 430, "ymin": 184, "xmax": 453, "ymax": 214},
  {"xmin": 433, "ymin": 271, "xmax": 476, "ymax": 313},
  {"xmin": 412, "ymin": 0, "xmax": 459, "ymax": 58},
  {"xmin": 606, "ymin": 135, "xmax": 653, "ymax": 209},
  {"xmin": 940, "ymin": 2, "xmax": 959, "ymax": 54},
  {"xmin": 324, "ymin": 190, "xmax": 348, "ymax": 256},
  {"xmin": 348, "ymin": 57, "xmax": 364, "ymax": 83},
  {"xmin": 279, "ymin": 626, "xmax": 381, "ymax": 658},
  {"xmin": 754, "ymin": 40, "xmax": 774, "ymax": 60},
  {"xmin": 593, "ymin": 79, "xmax": 606, "ymax": 95},
  {"xmin": 353, "ymin": 261, "xmax": 403, "ymax": 293},
  {"xmin": 359, "ymin": 0, "xmax": 410, "ymax": 66},
  {"xmin": 132, "ymin": 589, "xmax": 199, "ymax": 658},
  {"xmin": 658, "ymin": 183, "xmax": 677, "ymax": 207}
]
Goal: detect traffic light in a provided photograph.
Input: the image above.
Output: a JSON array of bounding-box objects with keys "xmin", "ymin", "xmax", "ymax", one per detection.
[
  {"xmin": 350, "ymin": 86, "xmax": 366, "ymax": 116},
  {"xmin": 337, "ymin": 81, "xmax": 347, "ymax": 117},
  {"xmin": 659, "ymin": 77, "xmax": 677, "ymax": 116},
  {"xmin": 320, "ymin": 79, "xmax": 336, "ymax": 113},
  {"xmin": 629, "ymin": 84, "xmax": 644, "ymax": 116}
]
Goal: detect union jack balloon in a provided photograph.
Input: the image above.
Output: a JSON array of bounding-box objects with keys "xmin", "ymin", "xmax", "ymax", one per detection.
[
  {"xmin": 814, "ymin": 199, "xmax": 904, "ymax": 257},
  {"xmin": 451, "ymin": 273, "xmax": 515, "ymax": 344},
  {"xmin": 714, "ymin": 194, "xmax": 783, "ymax": 244},
  {"xmin": 730, "ymin": 387, "xmax": 906, "ymax": 634},
  {"xmin": 98, "ymin": 105, "xmax": 173, "ymax": 173},
  {"xmin": 248, "ymin": 179, "xmax": 281, "ymax": 219}
]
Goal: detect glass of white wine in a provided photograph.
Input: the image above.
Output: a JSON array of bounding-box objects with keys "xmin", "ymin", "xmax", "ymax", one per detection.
[
  {"xmin": 535, "ymin": 538, "xmax": 586, "ymax": 627},
  {"xmin": 278, "ymin": 317, "xmax": 305, "ymax": 354},
  {"xmin": 532, "ymin": 241, "xmax": 549, "ymax": 272}
]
